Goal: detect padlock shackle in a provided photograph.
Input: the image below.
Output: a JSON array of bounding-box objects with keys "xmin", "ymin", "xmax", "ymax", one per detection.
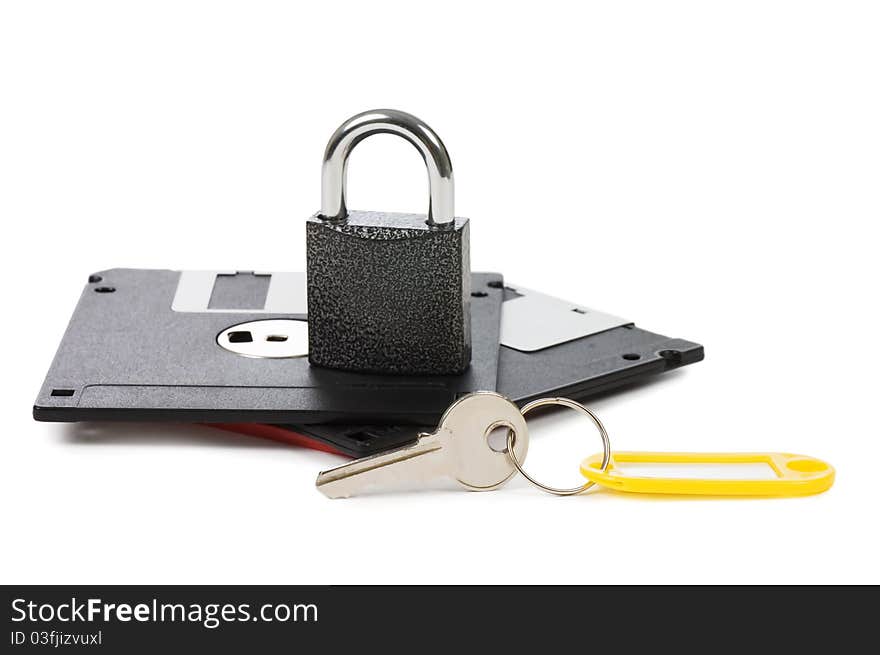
[{"xmin": 319, "ymin": 109, "xmax": 455, "ymax": 227}]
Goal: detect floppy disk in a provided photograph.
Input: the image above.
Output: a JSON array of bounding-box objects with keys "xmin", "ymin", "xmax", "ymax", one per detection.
[
  {"xmin": 218, "ymin": 284, "xmax": 704, "ymax": 456},
  {"xmin": 34, "ymin": 269, "xmax": 504, "ymax": 425}
]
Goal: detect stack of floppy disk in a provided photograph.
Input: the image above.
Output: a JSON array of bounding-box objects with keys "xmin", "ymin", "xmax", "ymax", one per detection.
[{"xmin": 33, "ymin": 110, "xmax": 703, "ymax": 456}]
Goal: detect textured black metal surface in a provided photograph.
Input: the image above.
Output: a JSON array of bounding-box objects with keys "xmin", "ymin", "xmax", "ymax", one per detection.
[
  {"xmin": 33, "ymin": 269, "xmax": 501, "ymax": 424},
  {"xmin": 306, "ymin": 210, "xmax": 470, "ymax": 374},
  {"xmin": 283, "ymin": 324, "xmax": 704, "ymax": 457}
]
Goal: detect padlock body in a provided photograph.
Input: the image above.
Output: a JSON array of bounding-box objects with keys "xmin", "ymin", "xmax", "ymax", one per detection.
[{"xmin": 306, "ymin": 210, "xmax": 471, "ymax": 375}]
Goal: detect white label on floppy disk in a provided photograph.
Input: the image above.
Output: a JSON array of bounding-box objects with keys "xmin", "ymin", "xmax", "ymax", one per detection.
[{"xmin": 500, "ymin": 284, "xmax": 630, "ymax": 352}]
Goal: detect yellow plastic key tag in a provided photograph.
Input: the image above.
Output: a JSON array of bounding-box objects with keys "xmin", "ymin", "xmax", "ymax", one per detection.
[{"xmin": 580, "ymin": 452, "xmax": 834, "ymax": 497}]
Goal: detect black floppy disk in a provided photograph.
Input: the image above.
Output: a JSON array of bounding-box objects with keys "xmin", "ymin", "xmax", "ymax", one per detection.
[
  {"xmin": 223, "ymin": 284, "xmax": 704, "ymax": 456},
  {"xmin": 34, "ymin": 269, "xmax": 503, "ymax": 424}
]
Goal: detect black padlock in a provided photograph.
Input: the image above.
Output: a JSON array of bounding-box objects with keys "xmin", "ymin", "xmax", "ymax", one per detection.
[{"xmin": 306, "ymin": 109, "xmax": 471, "ymax": 375}]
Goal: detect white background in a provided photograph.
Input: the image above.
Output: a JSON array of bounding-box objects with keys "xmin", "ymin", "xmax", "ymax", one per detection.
[{"xmin": 1, "ymin": 1, "xmax": 878, "ymax": 584}]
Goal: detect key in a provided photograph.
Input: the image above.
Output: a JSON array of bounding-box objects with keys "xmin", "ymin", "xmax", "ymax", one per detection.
[{"xmin": 315, "ymin": 392, "xmax": 530, "ymax": 498}]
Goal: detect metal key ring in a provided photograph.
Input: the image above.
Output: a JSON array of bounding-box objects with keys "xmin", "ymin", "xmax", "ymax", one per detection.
[{"xmin": 506, "ymin": 397, "xmax": 612, "ymax": 496}]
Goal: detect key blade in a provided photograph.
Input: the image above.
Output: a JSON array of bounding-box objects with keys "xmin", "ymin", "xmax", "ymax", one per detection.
[{"xmin": 316, "ymin": 431, "xmax": 447, "ymax": 498}]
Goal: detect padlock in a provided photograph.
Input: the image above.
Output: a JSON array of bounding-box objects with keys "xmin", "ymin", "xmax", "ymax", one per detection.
[{"xmin": 306, "ymin": 109, "xmax": 471, "ymax": 375}]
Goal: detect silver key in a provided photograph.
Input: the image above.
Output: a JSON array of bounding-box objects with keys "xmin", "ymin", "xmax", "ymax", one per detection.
[{"xmin": 315, "ymin": 392, "xmax": 530, "ymax": 498}]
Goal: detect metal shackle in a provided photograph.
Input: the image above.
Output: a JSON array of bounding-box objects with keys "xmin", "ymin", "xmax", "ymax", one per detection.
[{"xmin": 319, "ymin": 109, "xmax": 455, "ymax": 227}]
